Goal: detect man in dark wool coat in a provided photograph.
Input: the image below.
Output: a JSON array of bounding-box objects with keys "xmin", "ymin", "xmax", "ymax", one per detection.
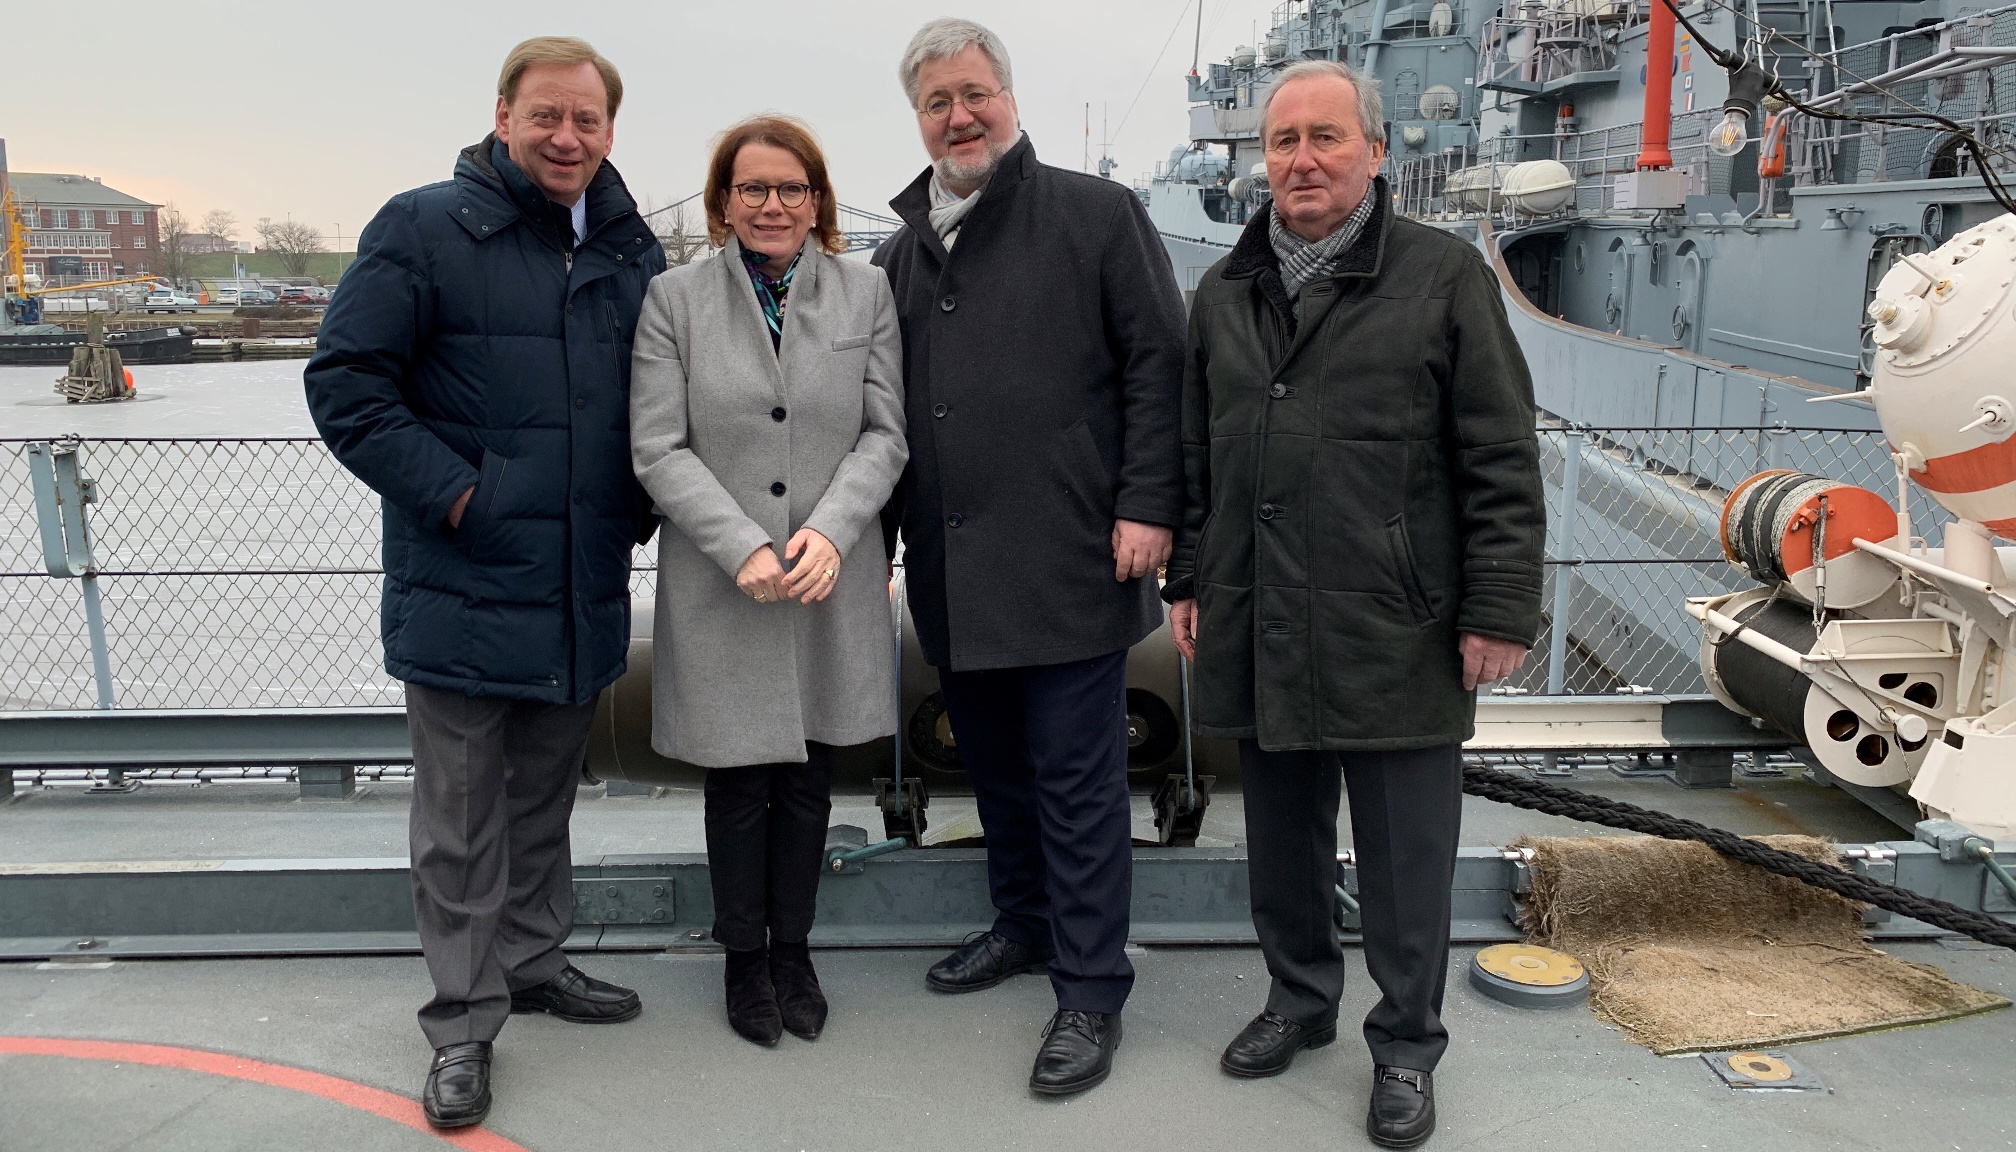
[
  {"xmin": 1165, "ymin": 61, "xmax": 1545, "ymax": 1149},
  {"xmin": 305, "ymin": 37, "xmax": 663, "ymax": 1130},
  {"xmin": 873, "ymin": 18, "xmax": 1186, "ymax": 1096}
]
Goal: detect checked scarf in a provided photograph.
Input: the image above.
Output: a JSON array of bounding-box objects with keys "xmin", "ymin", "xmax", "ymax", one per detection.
[
  {"xmin": 1269, "ymin": 188, "xmax": 1376, "ymax": 305},
  {"xmin": 741, "ymin": 246, "xmax": 801, "ymax": 351}
]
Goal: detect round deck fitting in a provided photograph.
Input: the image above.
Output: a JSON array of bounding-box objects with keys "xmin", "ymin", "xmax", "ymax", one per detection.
[
  {"xmin": 1725, "ymin": 1052, "xmax": 1794, "ymax": 1083},
  {"xmin": 1468, "ymin": 944, "xmax": 1590, "ymax": 1009}
]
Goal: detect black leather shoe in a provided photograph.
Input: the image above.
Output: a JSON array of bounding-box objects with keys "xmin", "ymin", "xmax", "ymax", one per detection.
[
  {"xmin": 1366, "ymin": 1065, "xmax": 1437, "ymax": 1148},
  {"xmin": 510, "ymin": 965, "xmax": 641, "ymax": 1024},
  {"xmin": 1029, "ymin": 1010, "xmax": 1122, "ymax": 1096},
  {"xmin": 769, "ymin": 939, "xmax": 828, "ymax": 1041},
  {"xmin": 725, "ymin": 947, "xmax": 783, "ymax": 1046},
  {"xmin": 926, "ymin": 931, "xmax": 1054, "ymax": 994},
  {"xmin": 421, "ymin": 1041, "xmax": 491, "ymax": 1129},
  {"xmin": 1219, "ymin": 1011, "xmax": 1338, "ymax": 1078}
]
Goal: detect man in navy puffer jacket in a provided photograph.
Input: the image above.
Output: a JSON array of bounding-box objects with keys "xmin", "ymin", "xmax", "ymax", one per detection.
[{"xmin": 304, "ymin": 36, "xmax": 664, "ymax": 1129}]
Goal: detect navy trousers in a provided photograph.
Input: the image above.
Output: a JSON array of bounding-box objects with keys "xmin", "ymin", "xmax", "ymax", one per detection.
[{"xmin": 936, "ymin": 649, "xmax": 1135, "ymax": 1014}]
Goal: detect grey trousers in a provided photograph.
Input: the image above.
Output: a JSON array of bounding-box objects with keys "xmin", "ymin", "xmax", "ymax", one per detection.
[
  {"xmin": 1239, "ymin": 740, "xmax": 1464, "ymax": 1072},
  {"xmin": 406, "ymin": 682, "xmax": 597, "ymax": 1048}
]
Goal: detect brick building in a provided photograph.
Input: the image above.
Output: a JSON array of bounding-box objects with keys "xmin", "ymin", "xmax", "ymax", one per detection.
[{"xmin": 9, "ymin": 171, "xmax": 160, "ymax": 282}]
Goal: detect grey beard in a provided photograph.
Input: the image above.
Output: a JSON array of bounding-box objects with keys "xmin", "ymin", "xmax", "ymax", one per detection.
[{"xmin": 934, "ymin": 136, "xmax": 1012, "ymax": 189}]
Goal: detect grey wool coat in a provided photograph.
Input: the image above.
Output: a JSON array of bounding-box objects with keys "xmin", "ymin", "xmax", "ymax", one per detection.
[{"xmin": 630, "ymin": 236, "xmax": 907, "ymax": 768}]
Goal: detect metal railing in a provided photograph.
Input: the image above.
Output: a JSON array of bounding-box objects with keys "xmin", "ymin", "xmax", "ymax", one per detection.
[{"xmin": 2, "ymin": 427, "xmax": 1919, "ymax": 711}]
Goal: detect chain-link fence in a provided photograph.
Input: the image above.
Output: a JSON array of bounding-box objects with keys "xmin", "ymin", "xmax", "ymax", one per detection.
[
  {"xmin": 2, "ymin": 438, "xmax": 654, "ymax": 710},
  {"xmin": 3, "ymin": 427, "xmax": 1919, "ymax": 710}
]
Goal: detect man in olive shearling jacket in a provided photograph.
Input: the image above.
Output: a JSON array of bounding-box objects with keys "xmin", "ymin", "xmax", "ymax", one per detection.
[{"xmin": 1165, "ymin": 62, "xmax": 1543, "ymax": 1149}]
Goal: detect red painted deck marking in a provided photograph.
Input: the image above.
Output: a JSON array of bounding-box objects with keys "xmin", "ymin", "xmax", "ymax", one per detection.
[{"xmin": 0, "ymin": 1036, "xmax": 532, "ymax": 1152}]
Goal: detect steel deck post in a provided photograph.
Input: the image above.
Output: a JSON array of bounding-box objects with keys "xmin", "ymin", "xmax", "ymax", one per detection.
[{"xmin": 1547, "ymin": 428, "xmax": 1583, "ymax": 695}]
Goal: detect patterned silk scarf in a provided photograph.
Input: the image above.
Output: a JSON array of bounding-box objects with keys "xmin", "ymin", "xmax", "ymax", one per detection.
[{"xmin": 741, "ymin": 246, "xmax": 801, "ymax": 351}]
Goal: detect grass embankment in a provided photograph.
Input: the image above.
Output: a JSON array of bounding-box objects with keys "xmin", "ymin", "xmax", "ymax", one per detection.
[{"xmin": 186, "ymin": 252, "xmax": 357, "ymax": 282}]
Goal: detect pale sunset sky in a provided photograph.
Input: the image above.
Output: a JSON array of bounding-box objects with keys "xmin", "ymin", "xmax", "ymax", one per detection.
[{"xmin": 7, "ymin": 0, "xmax": 1272, "ymax": 247}]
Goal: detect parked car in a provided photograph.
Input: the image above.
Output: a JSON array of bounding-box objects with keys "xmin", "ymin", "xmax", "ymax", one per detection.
[
  {"xmin": 143, "ymin": 290, "xmax": 199, "ymax": 313},
  {"xmin": 212, "ymin": 288, "xmax": 242, "ymax": 306},
  {"xmin": 276, "ymin": 287, "xmax": 317, "ymax": 307},
  {"xmin": 306, "ymin": 286, "xmax": 331, "ymax": 304},
  {"xmin": 237, "ymin": 289, "xmax": 278, "ymax": 307}
]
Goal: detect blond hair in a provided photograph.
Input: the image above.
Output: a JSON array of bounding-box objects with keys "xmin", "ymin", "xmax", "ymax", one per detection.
[{"xmin": 497, "ymin": 37, "xmax": 623, "ymax": 118}]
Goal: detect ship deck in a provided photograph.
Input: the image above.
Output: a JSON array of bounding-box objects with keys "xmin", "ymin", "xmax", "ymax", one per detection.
[{"xmin": 4, "ymin": 776, "xmax": 2013, "ymax": 1151}]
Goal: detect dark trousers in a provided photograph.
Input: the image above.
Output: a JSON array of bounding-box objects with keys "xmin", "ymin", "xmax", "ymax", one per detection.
[
  {"xmin": 405, "ymin": 682, "xmax": 597, "ymax": 1048},
  {"xmin": 703, "ymin": 743, "xmax": 835, "ymax": 952},
  {"xmin": 937, "ymin": 650, "xmax": 1134, "ymax": 1014},
  {"xmin": 1239, "ymin": 740, "xmax": 1464, "ymax": 1072}
]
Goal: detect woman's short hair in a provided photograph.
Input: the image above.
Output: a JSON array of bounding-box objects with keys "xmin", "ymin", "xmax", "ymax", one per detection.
[
  {"xmin": 703, "ymin": 116, "xmax": 844, "ymax": 255},
  {"xmin": 497, "ymin": 37, "xmax": 623, "ymax": 118}
]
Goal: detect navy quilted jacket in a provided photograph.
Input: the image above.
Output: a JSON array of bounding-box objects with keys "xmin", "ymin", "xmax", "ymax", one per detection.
[{"xmin": 305, "ymin": 136, "xmax": 666, "ymax": 703}]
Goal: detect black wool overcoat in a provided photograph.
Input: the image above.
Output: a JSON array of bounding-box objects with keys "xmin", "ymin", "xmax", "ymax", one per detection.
[
  {"xmin": 875, "ymin": 135, "xmax": 1186, "ymax": 671},
  {"xmin": 306, "ymin": 137, "xmax": 665, "ymax": 704},
  {"xmin": 1162, "ymin": 184, "xmax": 1546, "ymax": 749}
]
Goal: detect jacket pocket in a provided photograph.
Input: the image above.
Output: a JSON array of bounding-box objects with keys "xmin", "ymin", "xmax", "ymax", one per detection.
[
  {"xmin": 452, "ymin": 449, "xmax": 509, "ymax": 561},
  {"xmin": 831, "ymin": 334, "xmax": 871, "ymax": 351},
  {"xmin": 1386, "ymin": 516, "xmax": 1435, "ymax": 626}
]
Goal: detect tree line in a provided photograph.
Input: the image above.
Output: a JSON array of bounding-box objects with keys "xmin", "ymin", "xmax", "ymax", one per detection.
[{"xmin": 152, "ymin": 206, "xmax": 330, "ymax": 283}]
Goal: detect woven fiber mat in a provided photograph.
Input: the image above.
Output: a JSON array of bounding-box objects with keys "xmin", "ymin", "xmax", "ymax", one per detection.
[{"xmin": 1515, "ymin": 834, "xmax": 2010, "ymax": 1055}]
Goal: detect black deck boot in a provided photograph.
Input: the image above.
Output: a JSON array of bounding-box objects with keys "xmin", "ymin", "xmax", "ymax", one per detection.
[
  {"xmin": 1219, "ymin": 1011, "xmax": 1337, "ymax": 1078},
  {"xmin": 1028, "ymin": 1010, "xmax": 1122, "ymax": 1096},
  {"xmin": 769, "ymin": 939, "xmax": 828, "ymax": 1040},
  {"xmin": 421, "ymin": 1041, "xmax": 492, "ymax": 1129},
  {"xmin": 1366, "ymin": 1065, "xmax": 1436, "ymax": 1148},
  {"xmin": 724, "ymin": 946, "xmax": 783, "ymax": 1046}
]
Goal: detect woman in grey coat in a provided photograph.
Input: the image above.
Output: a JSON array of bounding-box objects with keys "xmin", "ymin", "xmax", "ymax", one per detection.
[{"xmin": 630, "ymin": 116, "xmax": 906, "ymax": 1047}]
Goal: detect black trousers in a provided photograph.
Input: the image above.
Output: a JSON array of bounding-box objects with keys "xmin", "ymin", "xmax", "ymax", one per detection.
[
  {"xmin": 937, "ymin": 650, "xmax": 1134, "ymax": 1014},
  {"xmin": 703, "ymin": 743, "xmax": 835, "ymax": 952},
  {"xmin": 1239, "ymin": 740, "xmax": 1464, "ymax": 1072},
  {"xmin": 405, "ymin": 682, "xmax": 597, "ymax": 1048}
]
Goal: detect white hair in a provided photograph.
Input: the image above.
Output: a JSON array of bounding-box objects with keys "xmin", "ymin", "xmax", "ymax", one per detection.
[
  {"xmin": 1262, "ymin": 60, "xmax": 1384, "ymax": 143},
  {"xmin": 898, "ymin": 18, "xmax": 1014, "ymax": 107}
]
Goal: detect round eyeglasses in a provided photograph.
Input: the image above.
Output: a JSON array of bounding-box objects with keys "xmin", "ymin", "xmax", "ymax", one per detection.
[
  {"xmin": 735, "ymin": 182, "xmax": 812, "ymax": 209},
  {"xmin": 919, "ymin": 88, "xmax": 1006, "ymax": 121}
]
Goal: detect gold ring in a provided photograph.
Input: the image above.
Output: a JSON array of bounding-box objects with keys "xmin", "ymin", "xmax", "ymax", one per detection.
[{"xmin": 825, "ymin": 569, "xmax": 836, "ymax": 579}]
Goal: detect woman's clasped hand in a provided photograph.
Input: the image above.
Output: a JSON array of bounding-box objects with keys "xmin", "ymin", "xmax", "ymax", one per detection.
[{"xmin": 736, "ymin": 528, "xmax": 840, "ymax": 605}]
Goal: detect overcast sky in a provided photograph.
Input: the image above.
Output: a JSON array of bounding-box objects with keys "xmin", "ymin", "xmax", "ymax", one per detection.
[{"xmin": 7, "ymin": 0, "xmax": 1272, "ymax": 246}]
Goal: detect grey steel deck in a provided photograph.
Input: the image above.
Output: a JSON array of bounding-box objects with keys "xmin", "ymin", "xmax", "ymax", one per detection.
[{"xmin": 3, "ymin": 940, "xmax": 2010, "ymax": 1152}]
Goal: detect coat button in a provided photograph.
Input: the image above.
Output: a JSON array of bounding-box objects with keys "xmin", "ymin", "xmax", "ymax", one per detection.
[
  {"xmin": 1269, "ymin": 382, "xmax": 1288, "ymax": 398},
  {"xmin": 565, "ymin": 304, "xmax": 573, "ymax": 314},
  {"xmin": 771, "ymin": 406, "xmax": 787, "ymax": 422},
  {"xmin": 932, "ymin": 403, "xmax": 948, "ymax": 418},
  {"xmin": 572, "ymin": 493, "xmax": 582, "ymax": 505},
  {"xmin": 948, "ymin": 513, "xmax": 965, "ymax": 528},
  {"xmin": 1259, "ymin": 503, "xmax": 1280, "ymax": 520},
  {"xmin": 573, "ymin": 397, "xmax": 586, "ymax": 409},
  {"xmin": 771, "ymin": 482, "xmax": 787, "ymax": 497},
  {"xmin": 940, "ymin": 296, "xmax": 956, "ymax": 312}
]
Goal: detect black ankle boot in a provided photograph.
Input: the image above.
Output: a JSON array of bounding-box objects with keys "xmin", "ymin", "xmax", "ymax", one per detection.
[
  {"xmin": 769, "ymin": 939, "xmax": 828, "ymax": 1040},
  {"xmin": 724, "ymin": 947, "xmax": 782, "ymax": 1046}
]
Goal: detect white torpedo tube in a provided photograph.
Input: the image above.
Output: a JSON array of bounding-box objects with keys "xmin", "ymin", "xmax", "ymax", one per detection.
[{"xmin": 1689, "ymin": 216, "xmax": 2016, "ymax": 839}]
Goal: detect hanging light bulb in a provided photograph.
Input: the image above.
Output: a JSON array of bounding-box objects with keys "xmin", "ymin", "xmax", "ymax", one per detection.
[{"xmin": 1706, "ymin": 108, "xmax": 1750, "ymax": 158}]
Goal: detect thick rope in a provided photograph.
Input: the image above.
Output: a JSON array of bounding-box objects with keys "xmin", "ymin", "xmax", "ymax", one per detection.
[{"xmin": 1463, "ymin": 763, "xmax": 2016, "ymax": 951}]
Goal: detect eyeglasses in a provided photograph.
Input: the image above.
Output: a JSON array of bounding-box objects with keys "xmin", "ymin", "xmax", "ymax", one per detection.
[
  {"xmin": 734, "ymin": 182, "xmax": 813, "ymax": 209},
  {"xmin": 918, "ymin": 87, "xmax": 1006, "ymax": 121}
]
